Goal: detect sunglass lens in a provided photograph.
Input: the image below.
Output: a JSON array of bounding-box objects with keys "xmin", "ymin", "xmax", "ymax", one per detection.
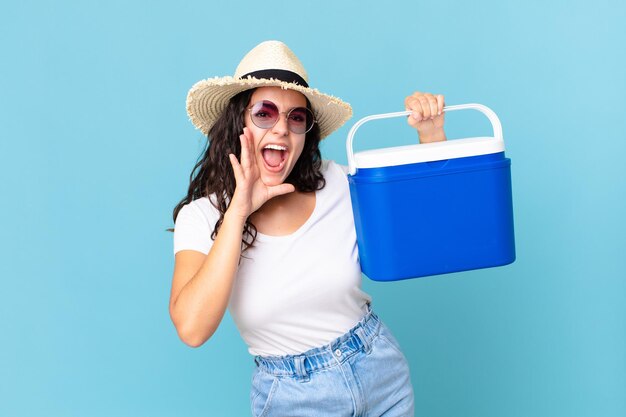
[
  {"xmin": 250, "ymin": 101, "xmax": 279, "ymax": 129},
  {"xmin": 287, "ymin": 108, "xmax": 313, "ymax": 134}
]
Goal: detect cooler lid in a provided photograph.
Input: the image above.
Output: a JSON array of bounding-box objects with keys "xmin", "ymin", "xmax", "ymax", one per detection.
[
  {"xmin": 347, "ymin": 104, "xmax": 505, "ymax": 175},
  {"xmin": 354, "ymin": 136, "xmax": 505, "ymax": 168}
]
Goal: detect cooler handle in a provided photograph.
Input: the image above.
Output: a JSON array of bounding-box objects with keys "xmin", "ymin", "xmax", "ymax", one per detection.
[{"xmin": 346, "ymin": 103, "xmax": 503, "ymax": 175}]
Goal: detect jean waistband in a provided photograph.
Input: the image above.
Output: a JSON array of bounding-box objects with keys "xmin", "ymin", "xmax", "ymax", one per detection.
[{"xmin": 254, "ymin": 308, "xmax": 381, "ymax": 380}]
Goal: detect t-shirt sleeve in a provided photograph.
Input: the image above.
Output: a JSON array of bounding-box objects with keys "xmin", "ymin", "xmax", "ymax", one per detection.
[
  {"xmin": 325, "ymin": 160, "xmax": 349, "ymax": 177},
  {"xmin": 173, "ymin": 201, "xmax": 217, "ymax": 255}
]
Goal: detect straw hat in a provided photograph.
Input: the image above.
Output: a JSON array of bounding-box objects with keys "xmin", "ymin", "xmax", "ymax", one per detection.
[{"xmin": 186, "ymin": 40, "xmax": 352, "ymax": 139}]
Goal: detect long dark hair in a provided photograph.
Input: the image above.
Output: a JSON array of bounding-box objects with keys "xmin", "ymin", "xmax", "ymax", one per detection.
[{"xmin": 170, "ymin": 88, "xmax": 325, "ymax": 252}]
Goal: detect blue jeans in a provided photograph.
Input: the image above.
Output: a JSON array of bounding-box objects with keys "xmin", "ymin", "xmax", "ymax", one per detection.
[{"xmin": 251, "ymin": 309, "xmax": 414, "ymax": 416}]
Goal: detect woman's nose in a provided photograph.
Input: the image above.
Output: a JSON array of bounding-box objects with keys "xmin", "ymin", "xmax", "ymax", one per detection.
[{"xmin": 272, "ymin": 113, "xmax": 290, "ymax": 136}]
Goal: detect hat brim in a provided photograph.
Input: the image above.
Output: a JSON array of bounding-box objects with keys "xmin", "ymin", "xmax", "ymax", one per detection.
[{"xmin": 186, "ymin": 76, "xmax": 352, "ymax": 139}]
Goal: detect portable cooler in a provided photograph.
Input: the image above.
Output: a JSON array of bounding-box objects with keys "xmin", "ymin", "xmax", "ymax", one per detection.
[{"xmin": 346, "ymin": 104, "xmax": 516, "ymax": 281}]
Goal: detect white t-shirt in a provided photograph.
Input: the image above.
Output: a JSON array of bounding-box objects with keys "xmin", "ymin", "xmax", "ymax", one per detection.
[{"xmin": 173, "ymin": 160, "xmax": 372, "ymax": 356}]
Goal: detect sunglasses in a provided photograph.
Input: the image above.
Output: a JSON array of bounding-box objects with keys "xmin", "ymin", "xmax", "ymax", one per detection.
[{"xmin": 247, "ymin": 100, "xmax": 316, "ymax": 134}]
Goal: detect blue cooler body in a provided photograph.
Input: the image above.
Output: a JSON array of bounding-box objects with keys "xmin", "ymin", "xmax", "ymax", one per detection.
[{"xmin": 346, "ymin": 104, "xmax": 516, "ymax": 281}]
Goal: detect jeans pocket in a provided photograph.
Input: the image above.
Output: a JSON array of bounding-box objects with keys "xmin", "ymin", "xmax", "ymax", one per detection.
[
  {"xmin": 377, "ymin": 323, "xmax": 406, "ymax": 357},
  {"xmin": 251, "ymin": 371, "xmax": 279, "ymax": 417}
]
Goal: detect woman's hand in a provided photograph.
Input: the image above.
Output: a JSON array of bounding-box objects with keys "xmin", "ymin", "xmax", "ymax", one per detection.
[
  {"xmin": 227, "ymin": 127, "xmax": 295, "ymax": 220},
  {"xmin": 405, "ymin": 91, "xmax": 447, "ymax": 143}
]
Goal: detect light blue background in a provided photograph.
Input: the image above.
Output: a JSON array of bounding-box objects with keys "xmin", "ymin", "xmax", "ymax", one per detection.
[{"xmin": 1, "ymin": 1, "xmax": 624, "ymax": 416}]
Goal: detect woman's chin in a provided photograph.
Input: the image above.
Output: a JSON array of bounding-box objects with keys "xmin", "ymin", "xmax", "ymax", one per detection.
[{"xmin": 260, "ymin": 172, "xmax": 288, "ymax": 187}]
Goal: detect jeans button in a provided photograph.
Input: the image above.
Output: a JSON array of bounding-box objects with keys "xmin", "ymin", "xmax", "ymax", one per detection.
[{"xmin": 334, "ymin": 349, "xmax": 342, "ymax": 357}]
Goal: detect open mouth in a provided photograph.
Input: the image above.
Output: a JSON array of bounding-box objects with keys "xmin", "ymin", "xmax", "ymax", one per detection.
[{"xmin": 261, "ymin": 144, "xmax": 288, "ymax": 171}]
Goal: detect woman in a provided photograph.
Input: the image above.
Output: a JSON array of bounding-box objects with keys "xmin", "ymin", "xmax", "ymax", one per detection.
[{"xmin": 170, "ymin": 40, "xmax": 445, "ymax": 416}]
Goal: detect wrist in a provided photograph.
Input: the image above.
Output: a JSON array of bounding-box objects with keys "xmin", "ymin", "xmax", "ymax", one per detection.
[
  {"xmin": 223, "ymin": 209, "xmax": 248, "ymax": 227},
  {"xmin": 418, "ymin": 128, "xmax": 446, "ymax": 143}
]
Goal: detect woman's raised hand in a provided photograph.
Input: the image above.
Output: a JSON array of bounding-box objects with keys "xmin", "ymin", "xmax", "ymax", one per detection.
[
  {"xmin": 405, "ymin": 91, "xmax": 446, "ymax": 143},
  {"xmin": 227, "ymin": 127, "xmax": 295, "ymax": 219}
]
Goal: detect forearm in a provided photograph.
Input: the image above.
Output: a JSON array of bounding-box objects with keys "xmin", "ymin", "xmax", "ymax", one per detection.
[{"xmin": 170, "ymin": 210, "xmax": 246, "ymax": 347}]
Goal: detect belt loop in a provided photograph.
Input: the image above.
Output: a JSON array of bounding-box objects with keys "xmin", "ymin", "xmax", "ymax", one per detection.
[
  {"xmin": 355, "ymin": 326, "xmax": 372, "ymax": 354},
  {"xmin": 294, "ymin": 355, "xmax": 310, "ymax": 382}
]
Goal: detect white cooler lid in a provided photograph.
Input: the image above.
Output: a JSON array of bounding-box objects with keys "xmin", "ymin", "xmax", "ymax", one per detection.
[
  {"xmin": 354, "ymin": 136, "xmax": 505, "ymax": 168},
  {"xmin": 347, "ymin": 104, "xmax": 505, "ymax": 174}
]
